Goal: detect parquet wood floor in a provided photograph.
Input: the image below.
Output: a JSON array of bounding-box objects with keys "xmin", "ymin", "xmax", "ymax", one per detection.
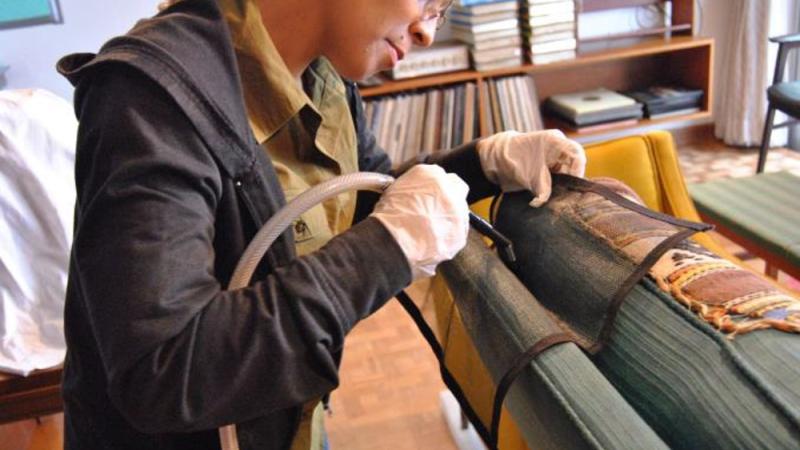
[{"xmin": 326, "ymin": 281, "xmax": 458, "ymax": 450}]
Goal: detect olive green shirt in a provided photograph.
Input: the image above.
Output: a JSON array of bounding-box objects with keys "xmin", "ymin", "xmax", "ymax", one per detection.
[
  {"xmin": 223, "ymin": 0, "xmax": 360, "ymax": 448},
  {"xmin": 224, "ymin": 0, "xmax": 358, "ymax": 257}
]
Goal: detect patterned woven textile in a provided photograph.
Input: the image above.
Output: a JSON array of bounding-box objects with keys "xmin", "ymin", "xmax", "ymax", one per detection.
[
  {"xmin": 651, "ymin": 241, "xmax": 800, "ymax": 334},
  {"xmin": 492, "ymin": 176, "xmax": 800, "ymax": 449},
  {"xmin": 494, "ymin": 175, "xmax": 708, "ymax": 352}
]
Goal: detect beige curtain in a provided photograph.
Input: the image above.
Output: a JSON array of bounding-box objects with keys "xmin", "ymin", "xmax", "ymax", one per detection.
[{"xmin": 714, "ymin": 0, "xmax": 771, "ymax": 146}]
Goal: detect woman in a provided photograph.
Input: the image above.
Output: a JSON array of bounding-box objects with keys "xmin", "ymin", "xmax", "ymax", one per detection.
[{"xmin": 57, "ymin": 0, "xmax": 585, "ymax": 448}]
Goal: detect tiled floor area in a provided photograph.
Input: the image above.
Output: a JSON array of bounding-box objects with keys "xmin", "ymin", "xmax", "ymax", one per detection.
[
  {"xmin": 678, "ymin": 143, "xmax": 800, "ymax": 184},
  {"xmin": 3, "ymin": 140, "xmax": 800, "ymax": 450}
]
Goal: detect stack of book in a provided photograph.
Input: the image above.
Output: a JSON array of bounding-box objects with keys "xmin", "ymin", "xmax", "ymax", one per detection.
[
  {"xmin": 449, "ymin": 0, "xmax": 523, "ymax": 71},
  {"xmin": 544, "ymin": 87, "xmax": 643, "ymax": 133},
  {"xmin": 623, "ymin": 86, "xmax": 704, "ymax": 119},
  {"xmin": 364, "ymin": 83, "xmax": 479, "ymax": 165},
  {"xmin": 520, "ymin": 0, "xmax": 577, "ymax": 65}
]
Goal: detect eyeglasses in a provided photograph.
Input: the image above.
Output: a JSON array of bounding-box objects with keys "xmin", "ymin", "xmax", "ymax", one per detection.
[{"xmin": 420, "ymin": 0, "xmax": 454, "ymax": 30}]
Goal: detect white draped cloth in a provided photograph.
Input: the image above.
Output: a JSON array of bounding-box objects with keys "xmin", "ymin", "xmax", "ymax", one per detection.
[
  {"xmin": 0, "ymin": 89, "xmax": 76, "ymax": 375},
  {"xmin": 714, "ymin": 0, "xmax": 771, "ymax": 146}
]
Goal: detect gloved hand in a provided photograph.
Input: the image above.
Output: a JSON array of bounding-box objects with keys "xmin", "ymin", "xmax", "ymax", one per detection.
[
  {"xmin": 477, "ymin": 130, "xmax": 586, "ymax": 207},
  {"xmin": 371, "ymin": 164, "xmax": 470, "ymax": 281}
]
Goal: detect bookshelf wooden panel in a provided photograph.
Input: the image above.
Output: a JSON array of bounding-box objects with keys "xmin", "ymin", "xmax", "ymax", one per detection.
[
  {"xmin": 360, "ymin": 1, "xmax": 712, "ymax": 142},
  {"xmin": 361, "ymin": 36, "xmax": 713, "ymax": 140}
]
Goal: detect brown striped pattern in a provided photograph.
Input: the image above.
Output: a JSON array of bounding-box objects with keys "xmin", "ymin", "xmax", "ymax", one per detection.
[
  {"xmin": 650, "ymin": 240, "xmax": 800, "ymax": 334},
  {"xmin": 562, "ymin": 178, "xmax": 800, "ymax": 336}
]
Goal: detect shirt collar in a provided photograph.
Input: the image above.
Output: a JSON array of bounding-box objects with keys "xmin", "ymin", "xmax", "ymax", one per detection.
[{"xmin": 222, "ymin": 0, "xmax": 321, "ymax": 143}]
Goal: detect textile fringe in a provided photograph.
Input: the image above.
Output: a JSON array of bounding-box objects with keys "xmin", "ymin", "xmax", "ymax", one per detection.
[{"xmin": 652, "ymin": 267, "xmax": 800, "ymax": 337}]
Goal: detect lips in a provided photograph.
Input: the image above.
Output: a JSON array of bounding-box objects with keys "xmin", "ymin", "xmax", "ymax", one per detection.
[{"xmin": 386, "ymin": 40, "xmax": 406, "ymax": 62}]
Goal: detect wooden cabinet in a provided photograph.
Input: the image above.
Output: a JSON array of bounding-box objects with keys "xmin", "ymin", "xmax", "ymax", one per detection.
[{"xmin": 360, "ymin": 0, "xmax": 713, "ymax": 142}]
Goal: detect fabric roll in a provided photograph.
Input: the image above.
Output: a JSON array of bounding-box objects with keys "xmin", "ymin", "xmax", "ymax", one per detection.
[
  {"xmin": 494, "ymin": 177, "xmax": 800, "ymax": 449},
  {"xmin": 439, "ymin": 232, "xmax": 668, "ymax": 450}
]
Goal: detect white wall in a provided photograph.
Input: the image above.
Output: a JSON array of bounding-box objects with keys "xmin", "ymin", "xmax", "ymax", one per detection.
[{"xmin": 0, "ymin": 0, "xmax": 159, "ymax": 100}]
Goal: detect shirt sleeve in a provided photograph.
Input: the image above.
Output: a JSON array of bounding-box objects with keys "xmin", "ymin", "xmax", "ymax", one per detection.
[{"xmin": 69, "ymin": 68, "xmax": 411, "ymax": 433}]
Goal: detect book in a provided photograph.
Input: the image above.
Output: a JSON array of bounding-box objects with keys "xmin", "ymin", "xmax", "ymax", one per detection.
[
  {"xmin": 451, "ymin": 18, "xmax": 519, "ymax": 34},
  {"xmin": 449, "ymin": 10, "xmax": 518, "ymax": 25},
  {"xmin": 528, "ymin": 30, "xmax": 575, "ymax": 44},
  {"xmin": 523, "ymin": 21, "xmax": 576, "ymax": 37},
  {"xmin": 530, "ymin": 49, "xmax": 575, "ymax": 64},
  {"xmin": 545, "ymin": 114, "xmax": 639, "ymax": 134},
  {"xmin": 451, "ymin": 27, "xmax": 519, "ymax": 43},
  {"xmin": 472, "ymin": 35, "xmax": 522, "ymax": 52},
  {"xmin": 441, "ymin": 88, "xmax": 455, "ymax": 149},
  {"xmin": 452, "ymin": 84, "xmax": 466, "ymax": 147},
  {"xmin": 473, "ymin": 55, "xmax": 523, "ymax": 71},
  {"xmin": 523, "ymin": 11, "xmax": 575, "ymax": 28},
  {"xmin": 546, "ymin": 88, "xmax": 637, "ymax": 116},
  {"xmin": 523, "ymin": 0, "xmax": 575, "ymax": 4},
  {"xmin": 472, "ymin": 46, "xmax": 522, "ymax": 64},
  {"xmin": 422, "ymin": 90, "xmax": 440, "ymax": 152},
  {"xmin": 463, "ymin": 83, "xmax": 477, "ymax": 143},
  {"xmin": 431, "ymin": 90, "xmax": 444, "ymax": 151},
  {"xmin": 388, "ymin": 42, "xmax": 470, "ymax": 80},
  {"xmin": 530, "ymin": 37, "xmax": 576, "ymax": 54},
  {"xmin": 524, "ymin": 0, "xmax": 575, "ymax": 17},
  {"xmin": 480, "ymin": 82, "xmax": 495, "ymax": 134},
  {"xmin": 451, "ymin": 0, "xmax": 518, "ymax": 16},
  {"xmin": 561, "ymin": 103, "xmax": 644, "ymax": 126},
  {"xmin": 455, "ymin": 0, "xmax": 513, "ymax": 5},
  {"xmin": 624, "ymin": 86, "xmax": 704, "ymax": 116},
  {"xmin": 648, "ymin": 106, "xmax": 701, "ymax": 120},
  {"xmin": 496, "ymin": 78, "xmax": 514, "ymax": 131},
  {"xmin": 515, "ymin": 75, "xmax": 544, "ymax": 132},
  {"xmin": 377, "ymin": 96, "xmax": 395, "ymax": 155},
  {"xmin": 524, "ymin": 76, "xmax": 545, "ymax": 130},
  {"xmin": 488, "ymin": 80, "xmax": 503, "ymax": 131},
  {"xmin": 572, "ymin": 117, "xmax": 639, "ymax": 134}
]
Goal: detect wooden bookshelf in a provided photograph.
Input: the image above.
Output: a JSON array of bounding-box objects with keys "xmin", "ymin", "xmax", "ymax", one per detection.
[{"xmin": 359, "ymin": 0, "xmax": 713, "ymax": 142}]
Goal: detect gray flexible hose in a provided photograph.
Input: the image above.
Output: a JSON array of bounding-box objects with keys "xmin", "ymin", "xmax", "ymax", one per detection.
[{"xmin": 219, "ymin": 171, "xmax": 395, "ymax": 450}]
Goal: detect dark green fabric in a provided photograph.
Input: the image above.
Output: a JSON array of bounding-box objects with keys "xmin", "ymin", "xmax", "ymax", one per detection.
[
  {"xmin": 595, "ymin": 280, "xmax": 800, "ymax": 449},
  {"xmin": 493, "ymin": 177, "xmax": 706, "ymax": 352},
  {"xmin": 440, "ymin": 233, "xmax": 668, "ymax": 450},
  {"xmin": 689, "ymin": 171, "xmax": 800, "ymax": 268},
  {"xmin": 768, "ymin": 81, "xmax": 800, "ymax": 118},
  {"xmin": 493, "ymin": 178, "xmax": 800, "ymax": 449}
]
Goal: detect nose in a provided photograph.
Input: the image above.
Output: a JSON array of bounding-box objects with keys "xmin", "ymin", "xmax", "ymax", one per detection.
[{"xmin": 409, "ymin": 18, "xmax": 436, "ymax": 47}]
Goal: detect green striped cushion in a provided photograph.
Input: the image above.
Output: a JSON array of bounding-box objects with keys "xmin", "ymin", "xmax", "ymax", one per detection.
[{"xmin": 689, "ymin": 171, "xmax": 800, "ymax": 267}]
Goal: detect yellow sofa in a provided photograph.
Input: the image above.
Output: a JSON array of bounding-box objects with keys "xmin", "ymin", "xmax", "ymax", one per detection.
[{"xmin": 430, "ymin": 130, "xmax": 748, "ymax": 449}]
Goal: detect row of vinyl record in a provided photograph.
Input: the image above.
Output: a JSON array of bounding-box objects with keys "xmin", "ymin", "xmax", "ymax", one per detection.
[
  {"xmin": 363, "ymin": 75, "xmax": 546, "ymax": 165},
  {"xmin": 481, "ymin": 75, "xmax": 544, "ymax": 135},
  {"xmin": 363, "ymin": 83, "xmax": 480, "ymax": 164}
]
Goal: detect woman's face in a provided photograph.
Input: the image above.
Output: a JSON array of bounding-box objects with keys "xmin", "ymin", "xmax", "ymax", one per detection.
[{"xmin": 320, "ymin": 0, "xmax": 446, "ymax": 80}]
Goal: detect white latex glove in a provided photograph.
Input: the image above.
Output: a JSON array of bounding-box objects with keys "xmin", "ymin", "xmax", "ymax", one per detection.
[
  {"xmin": 371, "ymin": 164, "xmax": 470, "ymax": 281},
  {"xmin": 477, "ymin": 129, "xmax": 586, "ymax": 207}
]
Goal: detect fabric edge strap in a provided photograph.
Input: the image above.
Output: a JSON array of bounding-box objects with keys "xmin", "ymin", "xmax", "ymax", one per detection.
[
  {"xmin": 489, "ymin": 332, "xmax": 575, "ymax": 448},
  {"xmin": 395, "ymin": 290, "xmax": 497, "ymax": 449},
  {"xmin": 552, "ymin": 173, "xmax": 712, "ymax": 232}
]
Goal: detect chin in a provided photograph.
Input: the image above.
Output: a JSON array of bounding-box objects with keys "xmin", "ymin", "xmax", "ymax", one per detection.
[
  {"xmin": 327, "ymin": 54, "xmax": 383, "ymax": 81},
  {"xmin": 337, "ymin": 64, "xmax": 378, "ymax": 82}
]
